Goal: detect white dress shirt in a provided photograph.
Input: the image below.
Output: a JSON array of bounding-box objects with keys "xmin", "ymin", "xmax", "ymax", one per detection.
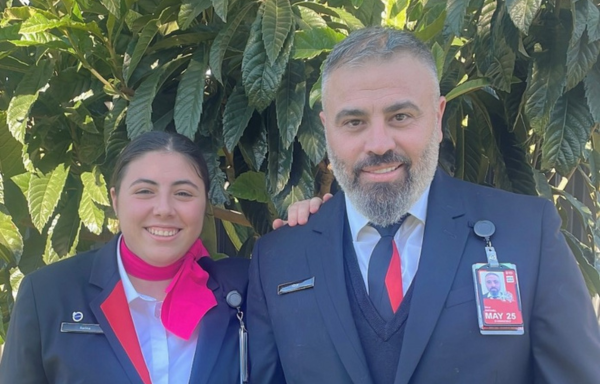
[
  {"xmin": 117, "ymin": 239, "xmax": 198, "ymax": 384},
  {"xmin": 345, "ymin": 186, "xmax": 430, "ymax": 295}
]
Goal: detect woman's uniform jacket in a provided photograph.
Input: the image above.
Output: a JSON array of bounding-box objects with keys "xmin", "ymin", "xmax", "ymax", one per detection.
[{"xmin": 0, "ymin": 236, "xmax": 249, "ymax": 384}]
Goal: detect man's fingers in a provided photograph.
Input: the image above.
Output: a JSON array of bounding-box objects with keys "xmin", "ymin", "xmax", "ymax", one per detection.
[
  {"xmin": 309, "ymin": 197, "xmax": 325, "ymax": 214},
  {"xmin": 272, "ymin": 218, "xmax": 287, "ymax": 230}
]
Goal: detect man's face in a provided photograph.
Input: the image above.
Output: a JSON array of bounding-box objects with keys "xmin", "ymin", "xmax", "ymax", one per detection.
[
  {"xmin": 320, "ymin": 54, "xmax": 446, "ymax": 225},
  {"xmin": 485, "ymin": 274, "xmax": 501, "ymax": 296}
]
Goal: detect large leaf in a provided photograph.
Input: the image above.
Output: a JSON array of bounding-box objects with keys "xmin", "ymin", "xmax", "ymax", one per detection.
[
  {"xmin": 444, "ymin": 0, "xmax": 468, "ymax": 37},
  {"xmin": 541, "ymin": 87, "xmax": 594, "ymax": 176},
  {"xmin": 0, "ymin": 112, "xmax": 25, "ymax": 178},
  {"xmin": 223, "ymin": 86, "xmax": 255, "ymax": 152},
  {"xmin": 563, "ymin": 230, "xmax": 600, "ymax": 295},
  {"xmin": 566, "ymin": 31, "xmax": 600, "ymax": 91},
  {"xmin": 276, "ymin": 60, "xmax": 306, "ymax": 148},
  {"xmin": 242, "ymin": 6, "xmax": 293, "ymax": 112},
  {"xmin": 178, "ymin": 0, "xmax": 212, "ymax": 30},
  {"xmin": 211, "ymin": 0, "xmax": 228, "ymax": 22},
  {"xmin": 78, "ymin": 183, "xmax": 105, "ymax": 236},
  {"xmin": 123, "ymin": 19, "xmax": 159, "ymax": 85},
  {"xmin": 272, "ymin": 147, "xmax": 315, "ymax": 218},
  {"xmin": 505, "ymin": 0, "xmax": 541, "ymax": 34},
  {"xmin": 51, "ymin": 197, "xmax": 81, "ymax": 257},
  {"xmin": 125, "ymin": 70, "xmax": 163, "ymax": 139},
  {"xmin": 524, "ymin": 37, "xmax": 568, "ymax": 133},
  {"xmin": 584, "ymin": 61, "xmax": 600, "ymax": 123},
  {"xmin": 101, "ymin": 0, "xmax": 123, "ymax": 18},
  {"xmin": 209, "ymin": 2, "xmax": 255, "ymax": 84},
  {"xmin": 445, "ymin": 78, "xmax": 491, "ymax": 102},
  {"xmin": 267, "ymin": 116, "xmax": 294, "ymax": 194},
  {"xmin": 28, "ymin": 164, "xmax": 70, "ymax": 233},
  {"xmin": 175, "ymin": 49, "xmax": 207, "ymax": 140},
  {"xmin": 228, "ymin": 171, "xmax": 270, "ymax": 203},
  {"xmin": 263, "ymin": 0, "xmax": 293, "ymax": 65},
  {"xmin": 485, "ymin": 37, "xmax": 516, "ymax": 93},
  {"xmin": 80, "ymin": 169, "xmax": 110, "ymax": 206},
  {"xmin": 197, "ymin": 135, "xmax": 229, "ymax": 205},
  {"xmin": 6, "ymin": 60, "xmax": 53, "ymax": 144},
  {"xmin": 297, "ymin": 104, "xmax": 326, "ymax": 165},
  {"xmin": 587, "ymin": 0, "xmax": 600, "ymax": 42},
  {"xmin": 0, "ymin": 211, "xmax": 23, "ymax": 267},
  {"xmin": 293, "ymin": 27, "xmax": 345, "ymax": 60}
]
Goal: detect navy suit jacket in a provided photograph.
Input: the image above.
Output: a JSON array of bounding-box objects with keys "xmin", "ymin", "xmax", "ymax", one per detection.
[
  {"xmin": 0, "ymin": 236, "xmax": 249, "ymax": 384},
  {"xmin": 248, "ymin": 170, "xmax": 600, "ymax": 384}
]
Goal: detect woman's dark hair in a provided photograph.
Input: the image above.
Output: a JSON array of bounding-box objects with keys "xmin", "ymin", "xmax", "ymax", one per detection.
[{"xmin": 110, "ymin": 131, "xmax": 210, "ymax": 198}]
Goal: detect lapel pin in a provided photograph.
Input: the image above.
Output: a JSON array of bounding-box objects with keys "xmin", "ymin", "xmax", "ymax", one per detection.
[{"xmin": 72, "ymin": 311, "xmax": 84, "ymax": 322}]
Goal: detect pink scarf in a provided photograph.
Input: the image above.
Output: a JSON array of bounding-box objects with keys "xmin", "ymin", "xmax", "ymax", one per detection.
[{"xmin": 120, "ymin": 238, "xmax": 217, "ymax": 340}]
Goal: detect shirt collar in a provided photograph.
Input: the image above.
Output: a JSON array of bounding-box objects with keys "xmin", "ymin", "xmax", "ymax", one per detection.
[{"xmin": 345, "ymin": 184, "xmax": 431, "ymax": 242}]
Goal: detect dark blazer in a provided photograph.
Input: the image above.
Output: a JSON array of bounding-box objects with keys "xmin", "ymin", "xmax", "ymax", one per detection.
[
  {"xmin": 0, "ymin": 236, "xmax": 249, "ymax": 384},
  {"xmin": 248, "ymin": 169, "xmax": 600, "ymax": 384}
]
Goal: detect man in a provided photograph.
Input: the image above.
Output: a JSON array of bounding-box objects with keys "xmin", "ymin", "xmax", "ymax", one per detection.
[
  {"xmin": 248, "ymin": 27, "xmax": 600, "ymax": 384},
  {"xmin": 483, "ymin": 272, "xmax": 513, "ymax": 302}
]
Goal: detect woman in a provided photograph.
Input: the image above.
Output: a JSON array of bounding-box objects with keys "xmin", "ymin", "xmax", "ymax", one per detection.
[{"xmin": 0, "ymin": 131, "xmax": 249, "ymax": 384}]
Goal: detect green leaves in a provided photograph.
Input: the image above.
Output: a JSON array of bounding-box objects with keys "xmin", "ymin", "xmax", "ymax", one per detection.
[
  {"xmin": 276, "ymin": 60, "xmax": 306, "ymax": 148},
  {"xmin": 263, "ymin": 0, "xmax": 293, "ymax": 64},
  {"xmin": 505, "ymin": 0, "xmax": 541, "ymax": 34},
  {"xmin": 223, "ymin": 86, "xmax": 255, "ymax": 152},
  {"xmin": 242, "ymin": 5, "xmax": 293, "ymax": 112},
  {"xmin": 541, "ymin": 87, "xmax": 594, "ymax": 176},
  {"xmin": 27, "ymin": 165, "xmax": 70, "ymax": 233},
  {"xmin": 0, "ymin": 211, "xmax": 23, "ymax": 267},
  {"xmin": 7, "ymin": 60, "xmax": 53, "ymax": 144},
  {"xmin": 228, "ymin": 171, "xmax": 270, "ymax": 203},
  {"xmin": 79, "ymin": 170, "xmax": 110, "ymax": 235},
  {"xmin": 175, "ymin": 49, "xmax": 208, "ymax": 139},
  {"xmin": 293, "ymin": 27, "xmax": 345, "ymax": 60}
]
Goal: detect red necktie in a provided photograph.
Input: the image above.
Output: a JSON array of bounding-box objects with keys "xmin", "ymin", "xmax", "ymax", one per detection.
[{"xmin": 369, "ymin": 216, "xmax": 407, "ymax": 320}]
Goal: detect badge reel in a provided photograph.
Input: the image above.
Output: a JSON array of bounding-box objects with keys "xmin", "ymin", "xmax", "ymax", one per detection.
[{"xmin": 472, "ymin": 220, "xmax": 524, "ymax": 335}]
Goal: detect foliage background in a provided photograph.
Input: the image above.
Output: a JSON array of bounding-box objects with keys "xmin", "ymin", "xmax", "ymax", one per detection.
[{"xmin": 0, "ymin": 0, "xmax": 599, "ymax": 341}]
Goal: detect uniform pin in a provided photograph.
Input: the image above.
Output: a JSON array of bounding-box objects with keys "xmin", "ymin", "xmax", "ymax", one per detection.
[{"xmin": 72, "ymin": 311, "xmax": 84, "ymax": 322}]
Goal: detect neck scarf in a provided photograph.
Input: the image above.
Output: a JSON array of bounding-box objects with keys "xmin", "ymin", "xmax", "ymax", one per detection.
[{"xmin": 120, "ymin": 238, "xmax": 217, "ymax": 340}]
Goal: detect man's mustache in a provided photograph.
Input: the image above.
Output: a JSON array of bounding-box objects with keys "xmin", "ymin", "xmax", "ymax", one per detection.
[{"xmin": 352, "ymin": 151, "xmax": 412, "ymax": 176}]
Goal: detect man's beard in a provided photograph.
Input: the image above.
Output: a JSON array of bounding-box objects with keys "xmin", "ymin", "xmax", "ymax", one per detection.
[{"xmin": 328, "ymin": 134, "xmax": 439, "ymax": 226}]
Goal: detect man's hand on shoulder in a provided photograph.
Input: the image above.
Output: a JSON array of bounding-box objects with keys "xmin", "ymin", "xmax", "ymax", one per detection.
[{"xmin": 272, "ymin": 193, "xmax": 333, "ymax": 230}]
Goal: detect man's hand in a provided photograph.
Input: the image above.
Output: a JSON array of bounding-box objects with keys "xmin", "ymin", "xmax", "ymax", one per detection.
[{"xmin": 272, "ymin": 193, "xmax": 333, "ymax": 229}]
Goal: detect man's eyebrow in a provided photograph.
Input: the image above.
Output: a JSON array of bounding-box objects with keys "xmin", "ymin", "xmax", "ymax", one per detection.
[
  {"xmin": 383, "ymin": 101, "xmax": 421, "ymax": 114},
  {"xmin": 334, "ymin": 108, "xmax": 366, "ymax": 124}
]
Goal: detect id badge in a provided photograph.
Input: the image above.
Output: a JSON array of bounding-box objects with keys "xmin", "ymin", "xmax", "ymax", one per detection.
[{"xmin": 472, "ymin": 263, "xmax": 524, "ymax": 335}]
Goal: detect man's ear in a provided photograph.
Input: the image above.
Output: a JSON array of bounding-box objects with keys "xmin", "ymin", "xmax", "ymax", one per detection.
[
  {"xmin": 319, "ymin": 111, "xmax": 326, "ymax": 127},
  {"xmin": 436, "ymin": 96, "xmax": 447, "ymax": 143}
]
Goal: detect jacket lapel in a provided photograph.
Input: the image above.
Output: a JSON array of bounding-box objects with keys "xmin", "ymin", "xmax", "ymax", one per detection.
[
  {"xmin": 305, "ymin": 194, "xmax": 374, "ymax": 384},
  {"xmin": 89, "ymin": 236, "xmax": 151, "ymax": 384},
  {"xmin": 394, "ymin": 170, "xmax": 470, "ymax": 384},
  {"xmin": 189, "ymin": 259, "xmax": 231, "ymax": 384}
]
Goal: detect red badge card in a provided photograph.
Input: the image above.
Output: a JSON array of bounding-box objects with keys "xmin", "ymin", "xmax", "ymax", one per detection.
[{"xmin": 473, "ymin": 263, "xmax": 524, "ymax": 335}]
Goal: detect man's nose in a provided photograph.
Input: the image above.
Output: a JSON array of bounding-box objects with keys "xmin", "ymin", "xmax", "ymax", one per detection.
[{"xmin": 364, "ymin": 122, "xmax": 395, "ymax": 155}]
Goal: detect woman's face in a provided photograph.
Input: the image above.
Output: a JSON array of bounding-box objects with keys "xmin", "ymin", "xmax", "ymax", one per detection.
[{"xmin": 110, "ymin": 151, "xmax": 206, "ymax": 266}]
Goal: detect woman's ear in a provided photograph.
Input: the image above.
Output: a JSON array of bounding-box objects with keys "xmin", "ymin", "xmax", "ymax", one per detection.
[{"xmin": 110, "ymin": 187, "xmax": 118, "ymax": 218}]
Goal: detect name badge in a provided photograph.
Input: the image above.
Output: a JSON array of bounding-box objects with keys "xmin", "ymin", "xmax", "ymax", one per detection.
[
  {"xmin": 473, "ymin": 263, "xmax": 524, "ymax": 335},
  {"xmin": 60, "ymin": 322, "xmax": 104, "ymax": 334},
  {"xmin": 277, "ymin": 277, "xmax": 315, "ymax": 295}
]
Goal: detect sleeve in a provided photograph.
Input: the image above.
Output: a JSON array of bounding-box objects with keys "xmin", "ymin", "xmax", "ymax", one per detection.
[
  {"xmin": 0, "ymin": 275, "xmax": 50, "ymax": 384},
  {"xmin": 247, "ymin": 239, "xmax": 286, "ymax": 384},
  {"xmin": 530, "ymin": 200, "xmax": 600, "ymax": 384}
]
